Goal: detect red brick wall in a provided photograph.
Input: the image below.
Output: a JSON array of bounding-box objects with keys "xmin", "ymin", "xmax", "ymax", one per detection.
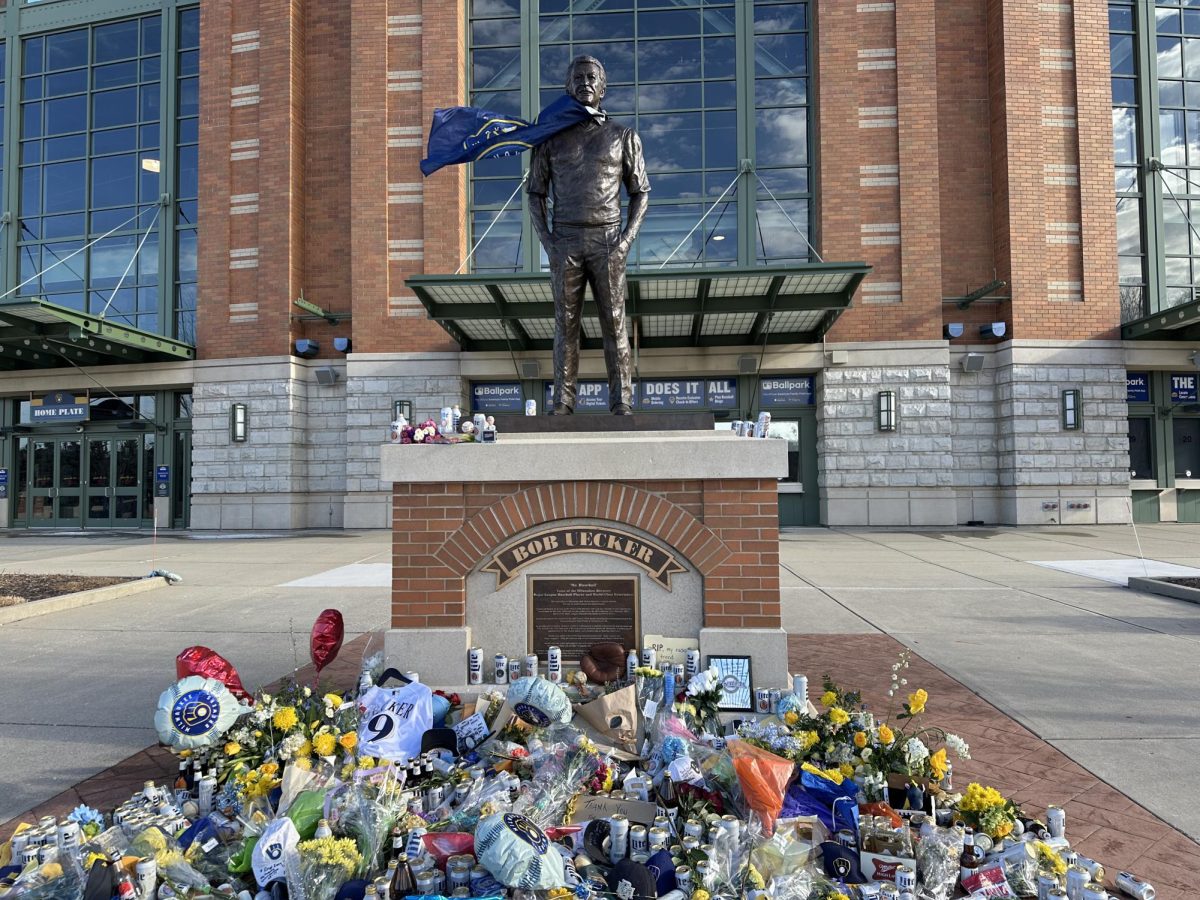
[
  {"xmin": 197, "ymin": 1, "xmax": 1120, "ymax": 358},
  {"xmin": 391, "ymin": 479, "xmax": 781, "ymax": 633}
]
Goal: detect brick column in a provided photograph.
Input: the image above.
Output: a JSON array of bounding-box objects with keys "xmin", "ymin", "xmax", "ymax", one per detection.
[
  {"xmin": 391, "ymin": 482, "xmax": 468, "ymax": 628},
  {"xmin": 700, "ymin": 479, "xmax": 781, "ymax": 629}
]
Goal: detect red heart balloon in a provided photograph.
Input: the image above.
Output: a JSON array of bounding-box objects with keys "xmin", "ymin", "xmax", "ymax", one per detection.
[
  {"xmin": 176, "ymin": 646, "xmax": 251, "ymax": 701},
  {"xmin": 310, "ymin": 609, "xmax": 345, "ymax": 674}
]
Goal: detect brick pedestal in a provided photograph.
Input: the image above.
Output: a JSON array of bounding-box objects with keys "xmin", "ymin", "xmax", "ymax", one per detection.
[{"xmin": 381, "ymin": 431, "xmax": 788, "ymax": 687}]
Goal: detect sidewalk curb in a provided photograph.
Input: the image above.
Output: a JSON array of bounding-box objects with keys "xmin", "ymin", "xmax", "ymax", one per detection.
[
  {"xmin": 0, "ymin": 577, "xmax": 169, "ymax": 625},
  {"xmin": 1129, "ymin": 575, "xmax": 1200, "ymax": 605}
]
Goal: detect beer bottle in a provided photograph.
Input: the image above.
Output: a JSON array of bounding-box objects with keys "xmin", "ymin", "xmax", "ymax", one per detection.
[
  {"xmin": 390, "ymin": 826, "xmax": 405, "ymax": 862},
  {"xmin": 960, "ymin": 829, "xmax": 985, "ymax": 885},
  {"xmin": 657, "ymin": 776, "xmax": 679, "ymax": 824},
  {"xmin": 390, "ymin": 854, "xmax": 416, "ymax": 899}
]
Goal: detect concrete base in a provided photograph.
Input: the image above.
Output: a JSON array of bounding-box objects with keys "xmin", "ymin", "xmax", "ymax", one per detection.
[
  {"xmin": 1129, "ymin": 576, "xmax": 1200, "ymax": 605},
  {"xmin": 385, "ymin": 626, "xmax": 471, "ymax": 687},
  {"xmin": 699, "ymin": 626, "xmax": 789, "ymax": 691},
  {"xmin": 191, "ymin": 492, "xmax": 347, "ymax": 529}
]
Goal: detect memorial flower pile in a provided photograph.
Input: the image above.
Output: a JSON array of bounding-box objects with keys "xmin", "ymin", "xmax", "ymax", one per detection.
[{"xmin": 2, "ymin": 621, "xmax": 1156, "ymax": 900}]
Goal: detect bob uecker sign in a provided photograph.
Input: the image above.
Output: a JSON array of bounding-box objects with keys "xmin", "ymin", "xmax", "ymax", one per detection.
[{"xmin": 482, "ymin": 525, "xmax": 686, "ymax": 589}]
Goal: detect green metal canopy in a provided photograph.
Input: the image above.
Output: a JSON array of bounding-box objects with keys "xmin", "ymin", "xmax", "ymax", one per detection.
[
  {"xmin": 406, "ymin": 263, "xmax": 871, "ymax": 351},
  {"xmin": 1122, "ymin": 296, "xmax": 1200, "ymax": 341},
  {"xmin": 0, "ymin": 298, "xmax": 195, "ymax": 370}
]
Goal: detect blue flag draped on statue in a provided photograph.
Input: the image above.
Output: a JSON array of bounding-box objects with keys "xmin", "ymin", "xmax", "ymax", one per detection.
[{"xmin": 420, "ymin": 94, "xmax": 597, "ymax": 177}]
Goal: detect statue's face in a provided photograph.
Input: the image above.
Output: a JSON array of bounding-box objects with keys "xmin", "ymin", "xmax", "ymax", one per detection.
[{"xmin": 568, "ymin": 61, "xmax": 606, "ymax": 107}]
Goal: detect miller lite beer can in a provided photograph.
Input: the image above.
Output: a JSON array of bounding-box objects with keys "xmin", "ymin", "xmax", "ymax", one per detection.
[
  {"xmin": 508, "ymin": 657, "xmax": 521, "ymax": 683},
  {"xmin": 641, "ymin": 647, "xmax": 656, "ymax": 669},
  {"xmin": 523, "ymin": 653, "xmax": 538, "ymax": 678},
  {"xmin": 1046, "ymin": 805, "xmax": 1066, "ymax": 839},
  {"xmin": 467, "ymin": 647, "xmax": 483, "ymax": 685},
  {"xmin": 1066, "ymin": 865, "xmax": 1090, "ymax": 900},
  {"xmin": 547, "ymin": 646, "xmax": 563, "ymax": 683},
  {"xmin": 494, "ymin": 654, "xmax": 508, "ymax": 684},
  {"xmin": 1115, "ymin": 872, "xmax": 1155, "ymax": 900},
  {"xmin": 525, "ymin": 399, "xmax": 536, "ymax": 417},
  {"xmin": 754, "ymin": 688, "xmax": 771, "ymax": 714},
  {"xmin": 685, "ymin": 648, "xmax": 701, "ymax": 677},
  {"xmin": 895, "ymin": 866, "xmax": 916, "ymax": 892},
  {"xmin": 1081, "ymin": 885, "xmax": 1107, "ymax": 900},
  {"xmin": 754, "ymin": 411, "xmax": 772, "ymax": 438}
]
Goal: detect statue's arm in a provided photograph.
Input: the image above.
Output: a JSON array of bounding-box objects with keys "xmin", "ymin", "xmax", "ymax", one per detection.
[
  {"xmin": 620, "ymin": 130, "xmax": 651, "ymax": 254},
  {"xmin": 527, "ymin": 144, "xmax": 555, "ymax": 252}
]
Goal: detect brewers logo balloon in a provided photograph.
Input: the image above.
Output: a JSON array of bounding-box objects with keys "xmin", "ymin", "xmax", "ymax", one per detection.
[
  {"xmin": 503, "ymin": 814, "xmax": 549, "ymax": 854},
  {"xmin": 154, "ymin": 675, "xmax": 245, "ymax": 750}
]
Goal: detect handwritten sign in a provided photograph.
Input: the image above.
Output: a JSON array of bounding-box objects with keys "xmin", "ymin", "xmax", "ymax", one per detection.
[
  {"xmin": 566, "ymin": 794, "xmax": 658, "ymax": 827},
  {"xmin": 641, "ymin": 634, "xmax": 700, "ymax": 668},
  {"xmin": 452, "ymin": 712, "xmax": 491, "ymax": 751}
]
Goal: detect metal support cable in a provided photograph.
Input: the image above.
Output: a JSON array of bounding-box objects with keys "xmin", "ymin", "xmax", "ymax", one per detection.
[
  {"xmin": 455, "ymin": 171, "xmax": 529, "ymax": 275},
  {"xmin": 99, "ymin": 205, "xmax": 162, "ymax": 319},
  {"xmin": 657, "ymin": 170, "xmax": 741, "ymax": 269},
  {"xmin": 755, "ymin": 173, "xmax": 823, "ymax": 263},
  {"xmin": 0, "ymin": 206, "xmax": 146, "ymax": 302}
]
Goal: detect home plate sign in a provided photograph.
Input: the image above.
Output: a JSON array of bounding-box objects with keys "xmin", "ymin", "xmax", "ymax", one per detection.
[{"xmin": 481, "ymin": 525, "xmax": 687, "ymax": 590}]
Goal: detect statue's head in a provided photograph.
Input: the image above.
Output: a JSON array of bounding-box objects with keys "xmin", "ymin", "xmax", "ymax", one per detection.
[{"xmin": 565, "ymin": 55, "xmax": 607, "ymax": 107}]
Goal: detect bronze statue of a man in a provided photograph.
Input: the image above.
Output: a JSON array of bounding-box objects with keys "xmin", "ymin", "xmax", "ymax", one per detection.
[{"xmin": 528, "ymin": 56, "xmax": 650, "ymax": 415}]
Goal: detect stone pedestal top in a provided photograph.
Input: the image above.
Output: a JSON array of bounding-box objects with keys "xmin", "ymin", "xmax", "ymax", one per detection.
[{"xmin": 380, "ymin": 430, "xmax": 787, "ymax": 483}]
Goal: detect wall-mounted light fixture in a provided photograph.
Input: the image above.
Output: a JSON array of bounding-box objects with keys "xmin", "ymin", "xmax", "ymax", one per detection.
[
  {"xmin": 314, "ymin": 366, "xmax": 340, "ymax": 385},
  {"xmin": 877, "ymin": 390, "xmax": 897, "ymax": 432},
  {"xmin": 980, "ymin": 321, "xmax": 1007, "ymax": 339},
  {"xmin": 393, "ymin": 399, "xmax": 412, "ymax": 421},
  {"xmin": 961, "ymin": 353, "xmax": 985, "ymax": 372},
  {"xmin": 943, "ymin": 323, "xmax": 964, "ymax": 340},
  {"xmin": 230, "ymin": 403, "xmax": 248, "ymax": 442},
  {"xmin": 294, "ymin": 339, "xmax": 319, "ymax": 359},
  {"xmin": 333, "ymin": 337, "xmax": 352, "ymax": 354},
  {"xmin": 1061, "ymin": 389, "xmax": 1081, "ymax": 430}
]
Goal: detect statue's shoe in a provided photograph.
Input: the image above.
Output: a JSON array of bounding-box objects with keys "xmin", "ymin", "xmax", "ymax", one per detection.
[
  {"xmin": 611, "ymin": 404, "xmax": 632, "ymax": 416},
  {"xmin": 551, "ymin": 403, "xmax": 575, "ymax": 415}
]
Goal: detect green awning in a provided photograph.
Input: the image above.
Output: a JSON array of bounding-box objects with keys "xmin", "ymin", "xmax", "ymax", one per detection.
[
  {"xmin": 0, "ymin": 298, "xmax": 195, "ymax": 370},
  {"xmin": 1122, "ymin": 296, "xmax": 1200, "ymax": 341},
  {"xmin": 406, "ymin": 263, "xmax": 871, "ymax": 350}
]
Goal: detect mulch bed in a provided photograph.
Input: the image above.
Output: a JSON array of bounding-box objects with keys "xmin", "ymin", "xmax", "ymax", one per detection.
[
  {"xmin": 0, "ymin": 573, "xmax": 135, "ymax": 606},
  {"xmin": 1161, "ymin": 577, "xmax": 1200, "ymax": 589}
]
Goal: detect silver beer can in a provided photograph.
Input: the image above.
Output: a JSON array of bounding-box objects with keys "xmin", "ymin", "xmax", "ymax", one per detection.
[
  {"xmin": 523, "ymin": 653, "xmax": 538, "ymax": 678},
  {"xmin": 1038, "ymin": 872, "xmax": 1059, "ymax": 900},
  {"xmin": 494, "ymin": 654, "xmax": 508, "ymax": 684},
  {"xmin": 608, "ymin": 814, "xmax": 629, "ymax": 863},
  {"xmin": 630, "ymin": 825, "xmax": 647, "ymax": 854},
  {"xmin": 1076, "ymin": 855, "xmax": 1105, "ymax": 883},
  {"xmin": 640, "ymin": 647, "xmax": 656, "ymax": 669},
  {"xmin": 1081, "ymin": 884, "xmax": 1107, "ymax": 900},
  {"xmin": 1115, "ymin": 872, "xmax": 1155, "ymax": 900},
  {"xmin": 674, "ymin": 867, "xmax": 692, "ymax": 891},
  {"xmin": 754, "ymin": 688, "xmax": 771, "ymax": 714},
  {"xmin": 1046, "ymin": 804, "xmax": 1066, "ymax": 839},
  {"xmin": 648, "ymin": 827, "xmax": 669, "ymax": 850},
  {"xmin": 467, "ymin": 647, "xmax": 483, "ymax": 685},
  {"xmin": 895, "ymin": 865, "xmax": 916, "ymax": 891},
  {"xmin": 769, "ymin": 688, "xmax": 782, "ymax": 713},
  {"xmin": 525, "ymin": 400, "xmax": 536, "ymax": 417},
  {"xmin": 547, "ymin": 646, "xmax": 562, "ymax": 683},
  {"xmin": 685, "ymin": 649, "xmax": 701, "ymax": 677},
  {"xmin": 1066, "ymin": 865, "xmax": 1090, "ymax": 900},
  {"xmin": 508, "ymin": 657, "xmax": 522, "ymax": 683},
  {"xmin": 136, "ymin": 858, "xmax": 158, "ymax": 900}
]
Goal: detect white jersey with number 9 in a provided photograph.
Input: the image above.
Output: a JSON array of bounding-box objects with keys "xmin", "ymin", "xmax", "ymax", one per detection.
[{"xmin": 356, "ymin": 681, "xmax": 434, "ymax": 761}]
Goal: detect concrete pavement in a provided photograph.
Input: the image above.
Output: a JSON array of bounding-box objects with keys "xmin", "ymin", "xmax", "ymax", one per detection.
[
  {"xmin": 779, "ymin": 523, "xmax": 1200, "ymax": 840},
  {"xmin": 0, "ymin": 531, "xmax": 392, "ymax": 823},
  {"xmin": 0, "ymin": 523, "xmax": 1198, "ymax": 842}
]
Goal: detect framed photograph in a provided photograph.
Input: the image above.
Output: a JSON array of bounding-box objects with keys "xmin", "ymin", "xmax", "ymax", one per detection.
[{"xmin": 707, "ymin": 654, "xmax": 753, "ymax": 712}]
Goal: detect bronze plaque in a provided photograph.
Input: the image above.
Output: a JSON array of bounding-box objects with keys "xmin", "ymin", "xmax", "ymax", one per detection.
[{"xmin": 528, "ymin": 575, "xmax": 639, "ymax": 662}]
